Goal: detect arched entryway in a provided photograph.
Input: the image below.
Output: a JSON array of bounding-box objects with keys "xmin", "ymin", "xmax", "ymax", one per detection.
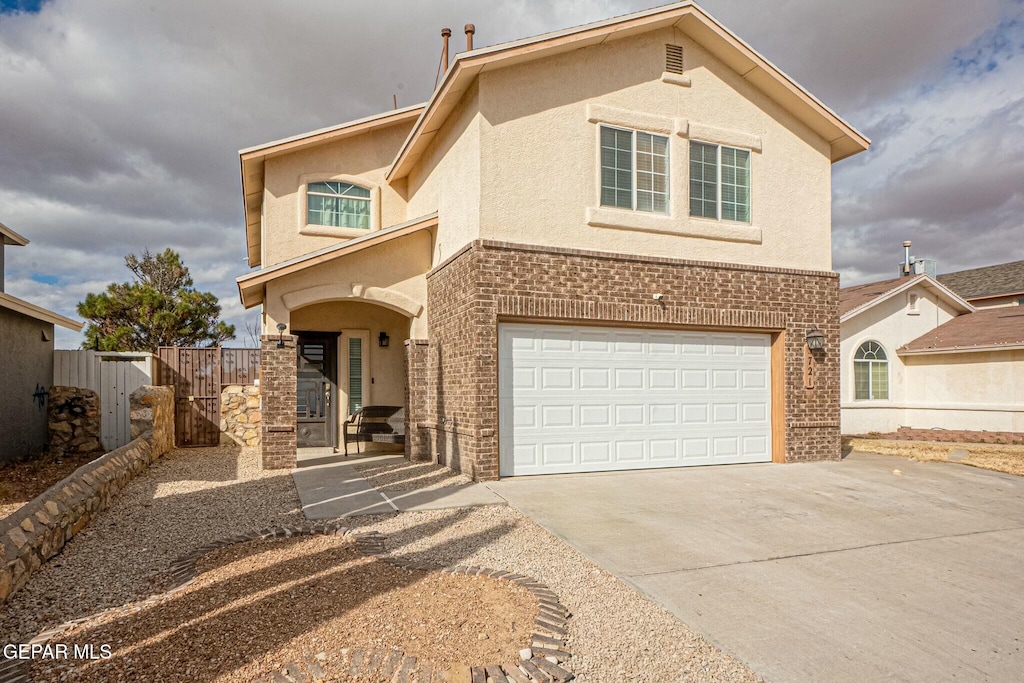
[{"xmin": 289, "ymin": 301, "xmax": 413, "ymax": 450}]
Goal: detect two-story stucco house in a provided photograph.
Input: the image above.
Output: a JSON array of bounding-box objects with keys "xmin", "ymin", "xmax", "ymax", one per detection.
[{"xmin": 236, "ymin": 2, "xmax": 869, "ymax": 479}]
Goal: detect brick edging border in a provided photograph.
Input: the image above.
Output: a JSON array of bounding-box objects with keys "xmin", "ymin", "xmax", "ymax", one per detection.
[{"xmin": 3, "ymin": 523, "xmax": 574, "ymax": 683}]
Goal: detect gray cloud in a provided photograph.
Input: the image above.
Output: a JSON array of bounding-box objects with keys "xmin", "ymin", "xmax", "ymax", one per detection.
[{"xmin": 1, "ymin": 0, "xmax": 1022, "ymax": 347}]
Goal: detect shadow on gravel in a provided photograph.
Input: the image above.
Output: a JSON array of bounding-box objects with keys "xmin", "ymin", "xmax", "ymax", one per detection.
[{"xmin": 32, "ymin": 510, "xmax": 517, "ymax": 682}]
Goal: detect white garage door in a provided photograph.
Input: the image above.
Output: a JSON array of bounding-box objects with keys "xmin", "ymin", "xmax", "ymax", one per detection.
[{"xmin": 498, "ymin": 323, "xmax": 772, "ymax": 476}]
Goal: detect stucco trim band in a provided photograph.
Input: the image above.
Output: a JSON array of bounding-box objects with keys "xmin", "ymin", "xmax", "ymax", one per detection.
[
  {"xmin": 677, "ymin": 121, "xmax": 763, "ymax": 153},
  {"xmin": 586, "ymin": 103, "xmax": 677, "ymax": 135},
  {"xmin": 660, "ymin": 71, "xmax": 692, "ymax": 87},
  {"xmin": 586, "ymin": 206, "xmax": 762, "ymax": 243},
  {"xmin": 280, "ymin": 283, "xmax": 424, "ymax": 318}
]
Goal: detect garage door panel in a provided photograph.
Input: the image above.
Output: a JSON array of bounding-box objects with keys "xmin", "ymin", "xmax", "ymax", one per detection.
[{"xmin": 499, "ymin": 323, "xmax": 772, "ymax": 476}]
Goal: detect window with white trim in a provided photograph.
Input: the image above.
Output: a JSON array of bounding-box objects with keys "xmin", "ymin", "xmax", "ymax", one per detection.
[
  {"xmin": 600, "ymin": 125, "xmax": 669, "ymax": 213},
  {"xmin": 307, "ymin": 181, "xmax": 371, "ymax": 229},
  {"xmin": 854, "ymin": 341, "xmax": 889, "ymax": 400},
  {"xmin": 689, "ymin": 141, "xmax": 750, "ymax": 223}
]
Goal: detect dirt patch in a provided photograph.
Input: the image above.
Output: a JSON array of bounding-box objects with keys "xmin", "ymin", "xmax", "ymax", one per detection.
[
  {"xmin": 31, "ymin": 534, "xmax": 537, "ymax": 682},
  {"xmin": 845, "ymin": 437, "xmax": 1024, "ymax": 476},
  {"xmin": 355, "ymin": 461, "xmax": 473, "ymax": 493},
  {"xmin": 0, "ymin": 451, "xmax": 100, "ymax": 519},
  {"xmin": 850, "ymin": 428, "xmax": 1024, "ymax": 446}
]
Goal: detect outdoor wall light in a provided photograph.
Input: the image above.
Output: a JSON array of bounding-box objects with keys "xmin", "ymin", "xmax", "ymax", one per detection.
[
  {"xmin": 378, "ymin": 331, "xmax": 390, "ymax": 348},
  {"xmin": 805, "ymin": 327, "xmax": 825, "ymax": 351},
  {"xmin": 276, "ymin": 322, "xmax": 287, "ymax": 348}
]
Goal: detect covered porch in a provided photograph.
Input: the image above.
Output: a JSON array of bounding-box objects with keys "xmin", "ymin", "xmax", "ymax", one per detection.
[{"xmin": 236, "ymin": 215, "xmax": 436, "ymax": 469}]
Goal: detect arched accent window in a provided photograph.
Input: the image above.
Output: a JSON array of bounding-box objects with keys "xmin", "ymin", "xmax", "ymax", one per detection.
[
  {"xmin": 307, "ymin": 181, "xmax": 371, "ymax": 229},
  {"xmin": 854, "ymin": 341, "xmax": 888, "ymax": 400}
]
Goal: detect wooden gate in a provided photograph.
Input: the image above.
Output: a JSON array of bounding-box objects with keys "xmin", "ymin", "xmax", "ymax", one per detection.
[{"xmin": 156, "ymin": 347, "xmax": 222, "ymax": 447}]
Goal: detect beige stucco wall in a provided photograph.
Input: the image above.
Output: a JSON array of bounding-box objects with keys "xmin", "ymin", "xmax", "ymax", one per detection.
[
  {"xmin": 471, "ymin": 27, "xmax": 834, "ymax": 270},
  {"xmin": 261, "ymin": 120, "xmax": 416, "ymax": 267},
  {"xmin": 840, "ymin": 285, "xmax": 1024, "ymax": 433},
  {"xmin": 263, "ymin": 231, "xmax": 432, "ymax": 338},
  {"xmin": 290, "ymin": 300, "xmax": 409, "ymax": 413},
  {"xmin": 406, "ymin": 80, "xmax": 482, "ymax": 264}
]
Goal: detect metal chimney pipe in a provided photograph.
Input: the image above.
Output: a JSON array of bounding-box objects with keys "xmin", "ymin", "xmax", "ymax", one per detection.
[
  {"xmin": 465, "ymin": 23, "xmax": 475, "ymax": 51},
  {"xmin": 903, "ymin": 240, "xmax": 912, "ymax": 276},
  {"xmin": 441, "ymin": 28, "xmax": 451, "ymax": 72}
]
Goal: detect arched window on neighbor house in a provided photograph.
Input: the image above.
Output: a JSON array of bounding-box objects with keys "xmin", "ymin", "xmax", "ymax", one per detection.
[{"xmin": 854, "ymin": 340, "xmax": 889, "ymax": 400}]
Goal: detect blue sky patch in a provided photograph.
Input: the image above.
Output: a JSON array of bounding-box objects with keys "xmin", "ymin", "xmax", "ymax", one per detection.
[
  {"xmin": 31, "ymin": 273, "xmax": 59, "ymax": 285},
  {"xmin": 0, "ymin": 0, "xmax": 44, "ymax": 14}
]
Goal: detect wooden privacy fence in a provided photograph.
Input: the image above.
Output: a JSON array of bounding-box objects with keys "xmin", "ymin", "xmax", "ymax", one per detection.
[
  {"xmin": 53, "ymin": 351, "xmax": 154, "ymax": 451},
  {"xmin": 155, "ymin": 347, "xmax": 261, "ymax": 447}
]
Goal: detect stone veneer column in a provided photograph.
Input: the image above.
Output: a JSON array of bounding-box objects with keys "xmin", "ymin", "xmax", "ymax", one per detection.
[
  {"xmin": 260, "ymin": 334, "xmax": 297, "ymax": 469},
  {"xmin": 404, "ymin": 339, "xmax": 431, "ymax": 461}
]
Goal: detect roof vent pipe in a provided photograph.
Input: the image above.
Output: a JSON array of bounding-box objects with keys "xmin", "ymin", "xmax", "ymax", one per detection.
[
  {"xmin": 465, "ymin": 23, "xmax": 475, "ymax": 51},
  {"xmin": 903, "ymin": 240, "xmax": 912, "ymax": 276},
  {"xmin": 441, "ymin": 28, "xmax": 451, "ymax": 73}
]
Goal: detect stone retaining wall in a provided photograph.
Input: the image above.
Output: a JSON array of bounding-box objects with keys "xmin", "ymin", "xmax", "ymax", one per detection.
[
  {"xmin": 220, "ymin": 385, "xmax": 261, "ymax": 447},
  {"xmin": 0, "ymin": 385, "xmax": 174, "ymax": 602},
  {"xmin": 48, "ymin": 386, "xmax": 104, "ymax": 460}
]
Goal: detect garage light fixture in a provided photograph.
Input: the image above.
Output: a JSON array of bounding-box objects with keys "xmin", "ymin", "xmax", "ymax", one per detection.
[
  {"xmin": 276, "ymin": 322, "xmax": 287, "ymax": 348},
  {"xmin": 805, "ymin": 327, "xmax": 825, "ymax": 351}
]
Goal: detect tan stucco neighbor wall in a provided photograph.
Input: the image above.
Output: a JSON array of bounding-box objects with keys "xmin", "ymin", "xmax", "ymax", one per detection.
[
  {"xmin": 262, "ymin": 120, "xmax": 416, "ymax": 267},
  {"xmin": 840, "ymin": 285, "xmax": 1024, "ymax": 433}
]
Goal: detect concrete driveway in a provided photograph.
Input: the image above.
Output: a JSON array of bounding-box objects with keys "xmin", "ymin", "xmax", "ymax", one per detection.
[{"xmin": 487, "ymin": 452, "xmax": 1024, "ymax": 682}]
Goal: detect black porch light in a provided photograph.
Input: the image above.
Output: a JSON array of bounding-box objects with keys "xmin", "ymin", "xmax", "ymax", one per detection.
[
  {"xmin": 805, "ymin": 327, "xmax": 825, "ymax": 351},
  {"xmin": 378, "ymin": 331, "xmax": 390, "ymax": 348},
  {"xmin": 276, "ymin": 322, "xmax": 287, "ymax": 348}
]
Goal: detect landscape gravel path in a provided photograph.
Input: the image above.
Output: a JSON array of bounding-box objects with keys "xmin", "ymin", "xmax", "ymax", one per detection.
[{"xmin": 1, "ymin": 446, "xmax": 759, "ymax": 682}]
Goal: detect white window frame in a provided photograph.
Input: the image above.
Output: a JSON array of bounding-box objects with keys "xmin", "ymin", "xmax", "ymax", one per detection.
[
  {"xmin": 853, "ymin": 340, "xmax": 890, "ymax": 402},
  {"xmin": 689, "ymin": 141, "xmax": 751, "ymax": 224},
  {"xmin": 298, "ymin": 173, "xmax": 382, "ymax": 239},
  {"xmin": 599, "ymin": 124, "xmax": 670, "ymax": 215}
]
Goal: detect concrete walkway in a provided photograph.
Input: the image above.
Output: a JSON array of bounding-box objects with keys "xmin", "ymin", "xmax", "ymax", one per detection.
[
  {"xmin": 487, "ymin": 452, "xmax": 1024, "ymax": 683},
  {"xmin": 292, "ymin": 450, "xmax": 503, "ymax": 519}
]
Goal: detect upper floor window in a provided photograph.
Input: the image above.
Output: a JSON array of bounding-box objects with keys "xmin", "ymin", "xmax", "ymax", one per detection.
[
  {"xmin": 854, "ymin": 341, "xmax": 888, "ymax": 400},
  {"xmin": 690, "ymin": 141, "xmax": 750, "ymax": 223},
  {"xmin": 600, "ymin": 125, "xmax": 669, "ymax": 213},
  {"xmin": 307, "ymin": 181, "xmax": 371, "ymax": 229}
]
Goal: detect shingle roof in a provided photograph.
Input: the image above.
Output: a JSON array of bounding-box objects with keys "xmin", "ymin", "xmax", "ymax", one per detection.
[
  {"xmin": 937, "ymin": 260, "xmax": 1024, "ymax": 300},
  {"xmin": 899, "ymin": 306, "xmax": 1024, "ymax": 354},
  {"xmin": 839, "ymin": 275, "xmax": 919, "ymax": 317}
]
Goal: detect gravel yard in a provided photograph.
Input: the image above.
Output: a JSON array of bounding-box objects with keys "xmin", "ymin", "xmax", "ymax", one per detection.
[
  {"xmin": 0, "ymin": 445, "xmax": 302, "ymax": 645},
  {"xmin": 2, "ymin": 445, "xmax": 759, "ymax": 682},
  {"xmin": 32, "ymin": 534, "xmax": 537, "ymax": 682}
]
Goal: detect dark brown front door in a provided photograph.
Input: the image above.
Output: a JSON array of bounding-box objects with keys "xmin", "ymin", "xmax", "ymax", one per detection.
[{"xmin": 296, "ymin": 333, "xmax": 338, "ymax": 448}]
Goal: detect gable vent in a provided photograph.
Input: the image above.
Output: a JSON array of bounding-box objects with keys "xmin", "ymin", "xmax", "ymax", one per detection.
[{"xmin": 665, "ymin": 44, "xmax": 684, "ymax": 74}]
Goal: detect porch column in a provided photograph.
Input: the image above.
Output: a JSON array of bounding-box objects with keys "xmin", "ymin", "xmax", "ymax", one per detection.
[
  {"xmin": 404, "ymin": 339, "xmax": 431, "ymax": 462},
  {"xmin": 260, "ymin": 334, "xmax": 297, "ymax": 469}
]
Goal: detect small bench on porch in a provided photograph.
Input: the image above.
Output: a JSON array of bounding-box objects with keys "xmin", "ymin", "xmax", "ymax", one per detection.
[{"xmin": 343, "ymin": 405, "xmax": 406, "ymax": 456}]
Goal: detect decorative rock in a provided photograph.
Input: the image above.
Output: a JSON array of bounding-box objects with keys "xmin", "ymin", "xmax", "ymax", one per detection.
[
  {"xmin": 519, "ymin": 648, "xmax": 533, "ymax": 660},
  {"xmin": 221, "ymin": 384, "xmax": 262, "ymax": 446}
]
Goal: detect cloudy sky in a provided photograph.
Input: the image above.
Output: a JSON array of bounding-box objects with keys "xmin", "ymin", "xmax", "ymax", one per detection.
[{"xmin": 1, "ymin": 0, "xmax": 1022, "ymax": 348}]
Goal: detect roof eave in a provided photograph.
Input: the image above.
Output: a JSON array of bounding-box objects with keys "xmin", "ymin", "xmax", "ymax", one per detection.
[
  {"xmin": 898, "ymin": 343, "xmax": 1024, "ymax": 356},
  {"xmin": 0, "ymin": 292, "xmax": 83, "ymax": 331},
  {"xmin": 237, "ymin": 212, "xmax": 439, "ymax": 310},
  {"xmin": 0, "ymin": 222, "xmax": 29, "ymax": 246},
  {"xmin": 840, "ymin": 275, "xmax": 974, "ymax": 323}
]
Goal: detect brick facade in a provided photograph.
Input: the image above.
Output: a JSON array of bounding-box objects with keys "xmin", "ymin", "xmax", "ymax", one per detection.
[
  {"xmin": 260, "ymin": 335, "xmax": 297, "ymax": 469},
  {"xmin": 412, "ymin": 240, "xmax": 840, "ymax": 480}
]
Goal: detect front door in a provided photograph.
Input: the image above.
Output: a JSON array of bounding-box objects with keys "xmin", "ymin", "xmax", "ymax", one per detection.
[{"xmin": 296, "ymin": 333, "xmax": 338, "ymax": 448}]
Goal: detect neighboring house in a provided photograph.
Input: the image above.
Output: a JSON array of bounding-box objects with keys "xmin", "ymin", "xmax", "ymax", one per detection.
[
  {"xmin": 237, "ymin": 2, "xmax": 869, "ymax": 478},
  {"xmin": 0, "ymin": 222, "xmax": 84, "ymax": 462},
  {"xmin": 937, "ymin": 259, "xmax": 1024, "ymax": 309},
  {"xmin": 839, "ymin": 271, "xmax": 1024, "ymax": 434}
]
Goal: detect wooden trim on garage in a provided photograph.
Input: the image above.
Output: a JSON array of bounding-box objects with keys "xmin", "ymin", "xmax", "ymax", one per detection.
[{"xmin": 771, "ymin": 330, "xmax": 787, "ymax": 463}]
